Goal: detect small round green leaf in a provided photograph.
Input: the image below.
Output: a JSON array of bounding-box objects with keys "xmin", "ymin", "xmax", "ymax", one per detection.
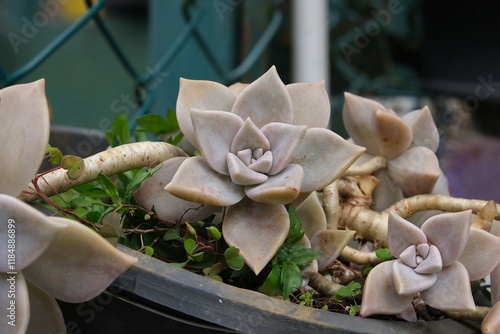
[{"xmin": 184, "ymin": 238, "xmax": 197, "ymax": 254}]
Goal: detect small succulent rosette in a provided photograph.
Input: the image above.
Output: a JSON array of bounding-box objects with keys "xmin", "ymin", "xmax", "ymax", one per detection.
[
  {"xmin": 342, "ymin": 93, "xmax": 447, "ymax": 211},
  {"xmin": 360, "ymin": 210, "xmax": 500, "ymax": 321}
]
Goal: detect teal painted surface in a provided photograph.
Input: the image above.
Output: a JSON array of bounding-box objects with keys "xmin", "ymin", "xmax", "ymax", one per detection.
[{"xmin": 149, "ymin": 0, "xmax": 238, "ymax": 116}]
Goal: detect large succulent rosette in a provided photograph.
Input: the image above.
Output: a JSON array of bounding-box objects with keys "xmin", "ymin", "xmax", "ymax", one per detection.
[{"xmin": 161, "ymin": 66, "xmax": 364, "ymax": 274}]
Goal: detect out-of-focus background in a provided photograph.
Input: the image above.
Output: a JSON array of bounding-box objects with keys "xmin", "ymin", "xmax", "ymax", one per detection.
[{"xmin": 1, "ymin": 0, "xmax": 499, "ymax": 201}]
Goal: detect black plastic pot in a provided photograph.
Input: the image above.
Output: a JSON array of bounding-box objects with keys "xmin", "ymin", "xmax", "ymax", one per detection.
[
  {"xmin": 48, "ymin": 127, "xmax": 482, "ymax": 333},
  {"xmin": 58, "ymin": 245, "xmax": 482, "ymax": 334}
]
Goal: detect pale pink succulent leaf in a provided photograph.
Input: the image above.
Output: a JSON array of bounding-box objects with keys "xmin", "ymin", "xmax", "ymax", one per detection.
[
  {"xmin": 342, "ymin": 92, "xmax": 385, "ymax": 155},
  {"xmin": 0, "ymin": 80, "xmax": 50, "ymax": 197},
  {"xmin": 492, "ymin": 263, "xmax": 500, "ymax": 304},
  {"xmin": 416, "ymin": 243, "xmax": 430, "ymax": 258},
  {"xmin": 191, "ymin": 109, "xmax": 244, "ymax": 175},
  {"xmin": 481, "ymin": 301, "xmax": 500, "ymax": 333},
  {"xmin": 371, "ymin": 170, "xmax": 404, "ymax": 211},
  {"xmin": 414, "ymin": 245, "xmax": 442, "ymax": 274},
  {"xmin": 387, "ymin": 146, "xmax": 440, "ymax": 196},
  {"xmin": 402, "ymin": 106, "xmax": 440, "ymax": 152},
  {"xmin": 231, "ymin": 66, "xmax": 293, "ymax": 127},
  {"xmin": 420, "ymin": 261, "xmax": 475, "ymax": 312},
  {"xmin": 176, "ymin": 78, "xmax": 236, "ymax": 147},
  {"xmin": 1, "ymin": 272, "xmax": 29, "ymax": 334},
  {"xmin": 222, "ymin": 198, "xmax": 289, "ymax": 275},
  {"xmin": 421, "ymin": 210, "xmax": 472, "ymax": 266},
  {"xmin": 134, "ymin": 157, "xmax": 217, "ymax": 223},
  {"xmin": 291, "ymin": 128, "xmax": 365, "ymax": 192},
  {"xmin": 165, "ymin": 157, "xmax": 245, "ymax": 206},
  {"xmin": 399, "ymin": 245, "xmax": 417, "ymax": 268},
  {"xmin": 286, "ymin": 81, "xmax": 330, "ymax": 128},
  {"xmin": 296, "ymin": 191, "xmax": 327, "ymax": 239},
  {"xmin": 23, "ymin": 217, "xmax": 137, "ymax": 303},
  {"xmin": 0, "ymin": 194, "xmax": 67, "ymax": 271},
  {"xmin": 228, "ymin": 82, "xmax": 248, "ymax": 96},
  {"xmin": 397, "ymin": 305, "xmax": 417, "ymax": 322},
  {"xmin": 245, "ymin": 164, "xmax": 303, "ymax": 205},
  {"xmin": 373, "ymin": 109, "xmax": 412, "ymax": 159},
  {"xmin": 393, "ymin": 259, "xmax": 437, "ymax": 295},
  {"xmin": 230, "ymin": 118, "xmax": 270, "ymax": 153},
  {"xmin": 458, "ymin": 227, "xmax": 500, "ymax": 280},
  {"xmin": 387, "ymin": 212, "xmax": 427, "ymax": 258},
  {"xmin": 360, "ymin": 260, "xmax": 414, "ymax": 317},
  {"xmin": 25, "ymin": 280, "xmax": 65, "ymax": 334},
  {"xmin": 227, "ymin": 153, "xmax": 268, "ymax": 185},
  {"xmin": 310, "ymin": 230, "xmax": 356, "ymax": 271},
  {"xmin": 248, "ymin": 150, "xmax": 273, "ymax": 173},
  {"xmin": 261, "ymin": 122, "xmax": 307, "ymax": 175}
]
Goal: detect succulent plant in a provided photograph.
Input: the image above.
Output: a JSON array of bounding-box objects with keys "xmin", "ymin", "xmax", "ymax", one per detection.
[
  {"xmin": 360, "ymin": 210, "xmax": 500, "ymax": 321},
  {"xmin": 0, "ymin": 80, "xmax": 137, "ymax": 334},
  {"xmin": 159, "ymin": 66, "xmax": 365, "ymax": 274},
  {"xmin": 342, "ymin": 93, "xmax": 444, "ymax": 210}
]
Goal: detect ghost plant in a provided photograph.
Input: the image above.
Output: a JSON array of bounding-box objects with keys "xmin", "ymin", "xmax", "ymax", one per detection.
[
  {"xmin": 0, "ymin": 80, "xmax": 137, "ymax": 333},
  {"xmin": 342, "ymin": 93, "xmax": 444, "ymax": 211},
  {"xmin": 155, "ymin": 66, "xmax": 365, "ymax": 275}
]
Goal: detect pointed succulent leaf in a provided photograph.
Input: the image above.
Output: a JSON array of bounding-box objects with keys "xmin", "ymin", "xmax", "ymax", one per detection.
[
  {"xmin": 342, "ymin": 92, "xmax": 384, "ymax": 155},
  {"xmin": 403, "ymin": 106, "xmax": 439, "ymax": 152},
  {"xmin": 191, "ymin": 109, "xmax": 243, "ymax": 175},
  {"xmin": 230, "ymin": 118, "xmax": 270, "ymax": 153},
  {"xmin": 360, "ymin": 260, "xmax": 414, "ymax": 317},
  {"xmin": 134, "ymin": 157, "xmax": 217, "ymax": 223},
  {"xmin": 371, "ymin": 170, "xmax": 404, "ymax": 212},
  {"xmin": 311, "ymin": 230, "xmax": 356, "ymax": 271},
  {"xmin": 0, "ymin": 80, "xmax": 50, "ymax": 197},
  {"xmin": 176, "ymin": 78, "xmax": 236, "ymax": 147},
  {"xmin": 165, "ymin": 157, "xmax": 245, "ymax": 206},
  {"xmin": 1, "ymin": 272, "xmax": 29, "ymax": 334},
  {"xmin": 222, "ymin": 198, "xmax": 289, "ymax": 275},
  {"xmin": 0, "ymin": 194, "xmax": 67, "ymax": 271},
  {"xmin": 25, "ymin": 280, "xmax": 66, "ymax": 334},
  {"xmin": 421, "ymin": 210, "xmax": 472, "ymax": 266},
  {"xmin": 227, "ymin": 153, "xmax": 268, "ymax": 185},
  {"xmin": 286, "ymin": 81, "xmax": 330, "ymax": 128},
  {"xmin": 458, "ymin": 227, "xmax": 500, "ymax": 280},
  {"xmin": 295, "ymin": 191, "xmax": 327, "ymax": 239},
  {"xmin": 481, "ymin": 301, "xmax": 500, "ymax": 333},
  {"xmin": 245, "ymin": 164, "xmax": 303, "ymax": 205},
  {"xmin": 397, "ymin": 305, "xmax": 417, "ymax": 322},
  {"xmin": 387, "ymin": 212, "xmax": 427, "ymax": 258},
  {"xmin": 399, "ymin": 245, "xmax": 417, "ymax": 268},
  {"xmin": 387, "ymin": 146, "xmax": 440, "ymax": 196},
  {"xmin": 23, "ymin": 217, "xmax": 138, "ymax": 303},
  {"xmin": 414, "ymin": 245, "xmax": 442, "ymax": 274},
  {"xmin": 373, "ymin": 109, "xmax": 412, "ymax": 159},
  {"xmin": 291, "ymin": 128, "xmax": 365, "ymax": 192},
  {"xmin": 248, "ymin": 150, "xmax": 273, "ymax": 173},
  {"xmin": 231, "ymin": 66, "xmax": 293, "ymax": 127},
  {"xmin": 261, "ymin": 122, "xmax": 307, "ymax": 175},
  {"xmin": 392, "ymin": 260, "xmax": 437, "ymax": 295},
  {"xmin": 228, "ymin": 82, "xmax": 248, "ymax": 96},
  {"xmin": 420, "ymin": 261, "xmax": 475, "ymax": 312}
]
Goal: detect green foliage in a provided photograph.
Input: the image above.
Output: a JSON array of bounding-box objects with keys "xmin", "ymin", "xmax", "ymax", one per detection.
[
  {"xmin": 106, "ymin": 113, "xmax": 130, "ymax": 147},
  {"xmin": 135, "ymin": 109, "xmax": 184, "ymax": 145},
  {"xmin": 298, "ymin": 290, "xmax": 315, "ymax": 307},
  {"xmin": 259, "ymin": 206, "xmax": 319, "ymax": 300},
  {"xmin": 224, "ymin": 247, "xmax": 245, "ymax": 270},
  {"xmin": 375, "ymin": 248, "xmax": 393, "ymax": 260},
  {"xmin": 335, "ymin": 281, "xmax": 361, "ymax": 299},
  {"xmin": 61, "ymin": 155, "xmax": 84, "ymax": 180},
  {"xmin": 46, "ymin": 144, "xmax": 62, "ymax": 165}
]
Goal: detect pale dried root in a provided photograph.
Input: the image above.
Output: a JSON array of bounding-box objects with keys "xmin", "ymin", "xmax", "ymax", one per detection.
[{"xmin": 19, "ymin": 142, "xmax": 187, "ymax": 202}]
